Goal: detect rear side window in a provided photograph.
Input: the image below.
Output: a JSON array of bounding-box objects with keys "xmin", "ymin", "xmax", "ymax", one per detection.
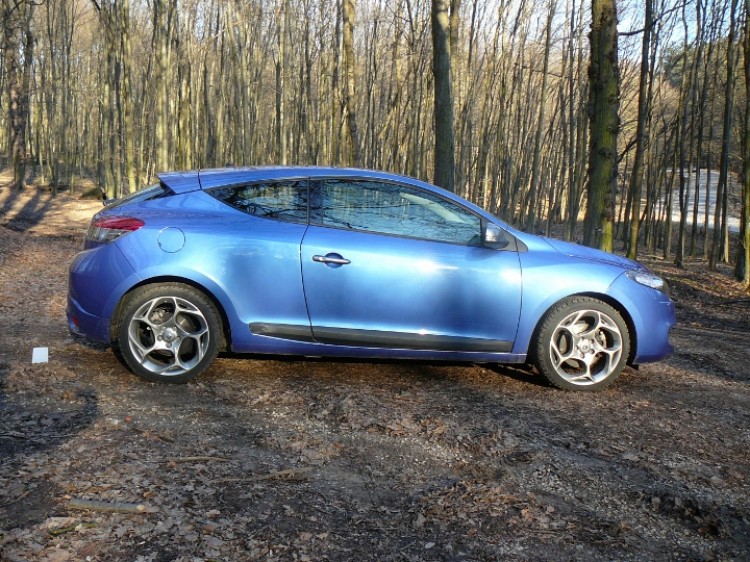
[{"xmin": 208, "ymin": 180, "xmax": 308, "ymax": 223}]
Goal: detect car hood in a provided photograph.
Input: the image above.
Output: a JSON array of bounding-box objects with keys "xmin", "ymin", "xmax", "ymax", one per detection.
[{"xmin": 542, "ymin": 238, "xmax": 644, "ymax": 271}]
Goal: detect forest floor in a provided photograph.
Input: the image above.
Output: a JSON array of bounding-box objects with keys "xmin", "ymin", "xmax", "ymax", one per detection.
[{"xmin": 1, "ymin": 182, "xmax": 749, "ymax": 562}]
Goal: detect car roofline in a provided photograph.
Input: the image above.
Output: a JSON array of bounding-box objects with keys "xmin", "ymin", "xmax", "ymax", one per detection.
[{"xmin": 157, "ymin": 166, "xmax": 432, "ymax": 194}]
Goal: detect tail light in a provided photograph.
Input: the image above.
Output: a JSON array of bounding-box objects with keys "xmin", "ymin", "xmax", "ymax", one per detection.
[{"xmin": 86, "ymin": 216, "xmax": 144, "ymax": 244}]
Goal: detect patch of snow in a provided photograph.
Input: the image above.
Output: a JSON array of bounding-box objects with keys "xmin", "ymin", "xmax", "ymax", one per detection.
[{"xmin": 668, "ymin": 169, "xmax": 741, "ymax": 234}]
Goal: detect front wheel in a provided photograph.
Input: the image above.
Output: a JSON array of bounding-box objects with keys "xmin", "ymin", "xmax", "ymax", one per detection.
[
  {"xmin": 115, "ymin": 283, "xmax": 222, "ymax": 383},
  {"xmin": 531, "ymin": 297, "xmax": 630, "ymax": 391}
]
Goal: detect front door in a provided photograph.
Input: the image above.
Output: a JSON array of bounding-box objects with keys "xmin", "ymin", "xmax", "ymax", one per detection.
[{"xmin": 300, "ymin": 178, "xmax": 522, "ymax": 353}]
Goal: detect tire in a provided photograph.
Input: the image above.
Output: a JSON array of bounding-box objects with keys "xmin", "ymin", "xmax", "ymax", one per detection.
[
  {"xmin": 531, "ymin": 297, "xmax": 630, "ymax": 391},
  {"xmin": 115, "ymin": 283, "xmax": 222, "ymax": 383}
]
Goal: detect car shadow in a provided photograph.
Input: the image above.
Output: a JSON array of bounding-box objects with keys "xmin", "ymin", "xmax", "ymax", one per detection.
[
  {"xmin": 0, "ymin": 362, "xmax": 99, "ymax": 530},
  {"xmin": 217, "ymin": 351, "xmax": 551, "ymax": 391},
  {"xmin": 479, "ymin": 362, "xmax": 549, "ymax": 388}
]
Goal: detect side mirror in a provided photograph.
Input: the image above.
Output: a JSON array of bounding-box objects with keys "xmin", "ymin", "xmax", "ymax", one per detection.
[{"xmin": 482, "ymin": 222, "xmax": 513, "ymax": 250}]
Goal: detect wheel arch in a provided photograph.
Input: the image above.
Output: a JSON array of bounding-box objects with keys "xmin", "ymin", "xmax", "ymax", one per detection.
[
  {"xmin": 529, "ymin": 292, "xmax": 637, "ymax": 365},
  {"xmin": 110, "ymin": 276, "xmax": 232, "ymax": 352}
]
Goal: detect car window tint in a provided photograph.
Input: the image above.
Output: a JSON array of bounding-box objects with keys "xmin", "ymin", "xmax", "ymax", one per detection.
[
  {"xmin": 315, "ymin": 179, "xmax": 481, "ymax": 245},
  {"xmin": 209, "ymin": 180, "xmax": 308, "ymax": 223}
]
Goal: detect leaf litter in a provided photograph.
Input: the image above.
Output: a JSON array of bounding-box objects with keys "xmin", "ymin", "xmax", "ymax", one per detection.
[{"xmin": 1, "ymin": 186, "xmax": 749, "ymax": 561}]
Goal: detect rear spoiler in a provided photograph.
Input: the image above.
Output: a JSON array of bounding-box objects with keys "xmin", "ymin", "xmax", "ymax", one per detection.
[{"xmin": 156, "ymin": 170, "xmax": 203, "ymax": 194}]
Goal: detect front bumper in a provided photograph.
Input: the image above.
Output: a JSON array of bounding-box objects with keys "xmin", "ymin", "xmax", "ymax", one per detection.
[
  {"xmin": 632, "ymin": 299, "xmax": 676, "ymax": 363},
  {"xmin": 608, "ymin": 272, "xmax": 676, "ymax": 364}
]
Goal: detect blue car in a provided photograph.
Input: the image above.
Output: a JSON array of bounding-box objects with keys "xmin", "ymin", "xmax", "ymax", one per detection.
[{"xmin": 67, "ymin": 166, "xmax": 675, "ymax": 390}]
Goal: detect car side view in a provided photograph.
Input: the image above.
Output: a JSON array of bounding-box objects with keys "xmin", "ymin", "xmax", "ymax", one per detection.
[{"xmin": 67, "ymin": 166, "xmax": 675, "ymax": 391}]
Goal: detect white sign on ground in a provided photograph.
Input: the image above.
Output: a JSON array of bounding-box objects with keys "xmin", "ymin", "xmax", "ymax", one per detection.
[{"xmin": 31, "ymin": 347, "xmax": 49, "ymax": 363}]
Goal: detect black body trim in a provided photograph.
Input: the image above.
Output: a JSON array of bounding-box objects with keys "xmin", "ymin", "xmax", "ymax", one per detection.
[
  {"xmin": 251, "ymin": 322, "xmax": 512, "ymax": 353},
  {"xmin": 250, "ymin": 323, "xmax": 315, "ymax": 342}
]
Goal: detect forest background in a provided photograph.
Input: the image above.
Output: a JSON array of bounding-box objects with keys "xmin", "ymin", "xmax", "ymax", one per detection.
[{"xmin": 1, "ymin": 0, "xmax": 749, "ymax": 289}]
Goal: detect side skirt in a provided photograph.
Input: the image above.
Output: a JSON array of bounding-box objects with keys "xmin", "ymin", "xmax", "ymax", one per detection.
[{"xmin": 250, "ymin": 323, "xmax": 513, "ymax": 353}]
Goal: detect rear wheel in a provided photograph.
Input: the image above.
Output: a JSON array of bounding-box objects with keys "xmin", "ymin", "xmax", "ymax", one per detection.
[
  {"xmin": 115, "ymin": 283, "xmax": 222, "ymax": 383},
  {"xmin": 532, "ymin": 297, "xmax": 630, "ymax": 391}
]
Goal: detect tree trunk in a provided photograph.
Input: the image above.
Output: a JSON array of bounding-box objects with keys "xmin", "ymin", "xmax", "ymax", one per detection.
[
  {"xmin": 565, "ymin": 0, "xmax": 587, "ymax": 241},
  {"xmin": 674, "ymin": 3, "xmax": 695, "ymax": 268},
  {"xmin": 276, "ymin": 0, "xmax": 287, "ymax": 165},
  {"xmin": 735, "ymin": 0, "xmax": 750, "ymax": 287},
  {"xmin": 692, "ymin": 6, "xmax": 717, "ymax": 258},
  {"xmin": 431, "ymin": 0, "xmax": 455, "ymax": 192},
  {"xmin": 17, "ymin": 4, "xmax": 34, "ymax": 188},
  {"xmin": 120, "ymin": 0, "xmax": 137, "ymax": 194},
  {"xmin": 710, "ymin": 0, "xmax": 739, "ymax": 270},
  {"xmin": 342, "ymin": 0, "xmax": 361, "ymax": 167},
  {"xmin": 625, "ymin": 0, "xmax": 653, "ymax": 260},
  {"xmin": 525, "ymin": 0, "xmax": 555, "ymax": 233},
  {"xmin": 3, "ymin": 0, "xmax": 35, "ymax": 189},
  {"xmin": 153, "ymin": 0, "xmax": 174, "ymax": 172},
  {"xmin": 584, "ymin": 0, "xmax": 620, "ymax": 252}
]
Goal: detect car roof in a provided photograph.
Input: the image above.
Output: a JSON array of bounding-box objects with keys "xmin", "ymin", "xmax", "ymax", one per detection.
[{"xmin": 157, "ymin": 166, "xmax": 432, "ymax": 193}]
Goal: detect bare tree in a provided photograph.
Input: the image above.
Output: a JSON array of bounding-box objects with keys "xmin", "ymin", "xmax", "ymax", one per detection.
[
  {"xmin": 153, "ymin": 0, "xmax": 176, "ymax": 173},
  {"xmin": 711, "ymin": 0, "xmax": 740, "ymax": 270},
  {"xmin": 2, "ymin": 0, "xmax": 35, "ymax": 189},
  {"xmin": 276, "ymin": 0, "xmax": 288, "ymax": 165},
  {"xmin": 736, "ymin": 0, "xmax": 750, "ymax": 287},
  {"xmin": 342, "ymin": 0, "xmax": 361, "ymax": 167},
  {"xmin": 625, "ymin": 0, "xmax": 654, "ymax": 260},
  {"xmin": 525, "ymin": 0, "xmax": 556, "ymax": 233},
  {"xmin": 585, "ymin": 0, "xmax": 620, "ymax": 251},
  {"xmin": 431, "ymin": 0, "xmax": 455, "ymax": 192}
]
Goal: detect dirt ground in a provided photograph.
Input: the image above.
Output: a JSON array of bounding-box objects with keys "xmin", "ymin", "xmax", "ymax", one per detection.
[{"xmin": 1, "ymin": 184, "xmax": 749, "ymax": 562}]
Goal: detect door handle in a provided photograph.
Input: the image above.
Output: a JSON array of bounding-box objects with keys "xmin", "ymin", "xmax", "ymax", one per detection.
[{"xmin": 313, "ymin": 254, "xmax": 351, "ymax": 265}]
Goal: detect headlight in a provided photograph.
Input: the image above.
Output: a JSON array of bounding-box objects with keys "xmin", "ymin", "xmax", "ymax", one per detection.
[{"xmin": 626, "ymin": 271, "xmax": 669, "ymax": 295}]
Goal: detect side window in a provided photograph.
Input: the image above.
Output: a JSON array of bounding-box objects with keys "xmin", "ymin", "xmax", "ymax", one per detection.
[
  {"xmin": 208, "ymin": 180, "xmax": 308, "ymax": 223},
  {"xmin": 313, "ymin": 179, "xmax": 481, "ymax": 245}
]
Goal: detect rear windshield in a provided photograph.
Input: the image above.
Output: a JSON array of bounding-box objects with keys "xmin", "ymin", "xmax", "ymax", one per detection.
[{"xmin": 103, "ymin": 183, "xmax": 171, "ymax": 210}]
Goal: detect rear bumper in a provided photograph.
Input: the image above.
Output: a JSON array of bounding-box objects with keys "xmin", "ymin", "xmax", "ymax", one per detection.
[
  {"xmin": 67, "ymin": 244, "xmax": 139, "ymax": 344},
  {"xmin": 67, "ymin": 294, "xmax": 109, "ymax": 343}
]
